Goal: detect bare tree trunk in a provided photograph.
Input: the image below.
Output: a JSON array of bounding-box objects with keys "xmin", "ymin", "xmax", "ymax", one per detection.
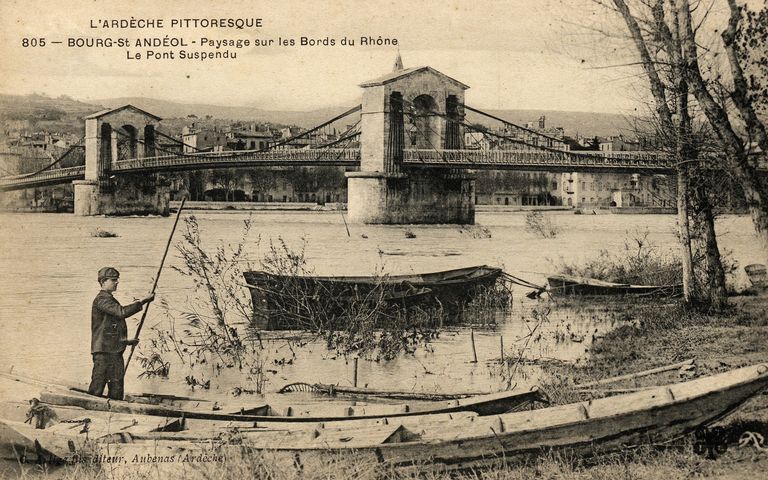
[
  {"xmin": 666, "ymin": 5, "xmax": 726, "ymax": 308},
  {"xmin": 676, "ymin": 0, "xmax": 768, "ymax": 263},
  {"xmin": 689, "ymin": 173, "xmax": 728, "ymax": 309},
  {"xmin": 613, "ymin": 0, "xmax": 696, "ymax": 302},
  {"xmin": 676, "ymin": 168, "xmax": 695, "ymax": 302}
]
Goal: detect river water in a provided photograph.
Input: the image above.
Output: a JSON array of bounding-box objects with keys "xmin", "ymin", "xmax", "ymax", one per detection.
[{"xmin": 0, "ymin": 210, "xmax": 760, "ymax": 401}]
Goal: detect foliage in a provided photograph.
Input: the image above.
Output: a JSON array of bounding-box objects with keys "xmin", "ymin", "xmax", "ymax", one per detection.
[
  {"xmin": 525, "ymin": 211, "xmax": 558, "ymax": 238},
  {"xmin": 475, "ymin": 170, "xmax": 551, "ymax": 194},
  {"xmin": 459, "ymin": 226, "xmax": 492, "ymax": 238},
  {"xmin": 557, "ymin": 231, "xmax": 681, "ymax": 286},
  {"xmin": 90, "ymin": 228, "xmax": 118, "ymax": 238},
  {"xmin": 253, "ymin": 237, "xmax": 444, "ymax": 360},
  {"xmin": 135, "ymin": 352, "xmax": 170, "ymax": 379},
  {"xmin": 148, "ymin": 215, "xmax": 269, "ymax": 393}
]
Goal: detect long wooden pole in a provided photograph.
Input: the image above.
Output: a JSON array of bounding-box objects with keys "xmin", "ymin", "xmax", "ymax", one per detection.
[
  {"xmin": 470, "ymin": 328, "xmax": 478, "ymax": 363},
  {"xmin": 578, "ymin": 359, "xmax": 695, "ymax": 388},
  {"xmin": 125, "ymin": 199, "xmax": 186, "ymax": 369}
]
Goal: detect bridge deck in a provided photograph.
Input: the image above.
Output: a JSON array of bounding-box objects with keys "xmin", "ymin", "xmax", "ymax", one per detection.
[
  {"xmin": 1, "ymin": 147, "xmax": 685, "ymax": 191},
  {"xmin": 401, "ymin": 149, "xmax": 675, "ymax": 173},
  {"xmin": 112, "ymin": 148, "xmax": 361, "ymax": 172},
  {"xmin": 0, "ymin": 166, "xmax": 86, "ymax": 190}
]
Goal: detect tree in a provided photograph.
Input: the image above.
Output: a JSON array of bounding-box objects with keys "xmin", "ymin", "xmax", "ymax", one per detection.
[
  {"xmin": 209, "ymin": 168, "xmax": 241, "ymax": 202},
  {"xmin": 608, "ymin": 0, "xmax": 726, "ymax": 307},
  {"xmin": 675, "ymin": 0, "xmax": 768, "ymax": 262}
]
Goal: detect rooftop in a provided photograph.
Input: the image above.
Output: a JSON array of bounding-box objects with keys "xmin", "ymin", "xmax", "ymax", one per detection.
[
  {"xmin": 360, "ymin": 66, "xmax": 470, "ymax": 90},
  {"xmin": 84, "ymin": 104, "xmax": 162, "ymax": 121}
]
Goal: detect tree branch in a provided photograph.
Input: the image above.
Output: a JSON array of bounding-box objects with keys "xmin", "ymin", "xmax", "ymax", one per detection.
[
  {"xmin": 612, "ymin": 0, "xmax": 675, "ymax": 132},
  {"xmin": 721, "ymin": 0, "xmax": 768, "ymax": 154}
]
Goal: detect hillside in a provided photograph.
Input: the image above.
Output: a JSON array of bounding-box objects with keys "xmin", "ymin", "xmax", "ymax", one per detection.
[
  {"xmin": 96, "ymin": 97, "xmax": 634, "ymax": 137},
  {"xmin": 0, "ymin": 94, "xmax": 100, "ymax": 136},
  {"xmin": 0, "ymin": 93, "xmax": 636, "ymax": 138}
]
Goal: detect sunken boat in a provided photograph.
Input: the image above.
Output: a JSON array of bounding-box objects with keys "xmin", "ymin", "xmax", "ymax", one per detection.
[
  {"xmin": 243, "ymin": 265, "xmax": 503, "ymax": 329},
  {"xmin": 547, "ymin": 274, "xmax": 682, "ymax": 297}
]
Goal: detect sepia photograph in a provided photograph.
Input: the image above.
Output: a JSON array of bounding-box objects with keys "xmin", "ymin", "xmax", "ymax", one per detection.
[{"xmin": 0, "ymin": 0, "xmax": 767, "ymax": 478}]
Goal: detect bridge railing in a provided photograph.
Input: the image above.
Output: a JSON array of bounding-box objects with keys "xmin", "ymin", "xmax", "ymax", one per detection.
[
  {"xmin": 0, "ymin": 165, "xmax": 86, "ymax": 186},
  {"xmin": 401, "ymin": 149, "xmax": 675, "ymax": 169},
  {"xmin": 111, "ymin": 148, "xmax": 361, "ymax": 171}
]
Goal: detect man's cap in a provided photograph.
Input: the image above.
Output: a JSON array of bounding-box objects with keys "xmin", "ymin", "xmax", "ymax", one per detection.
[{"xmin": 98, "ymin": 267, "xmax": 120, "ymax": 283}]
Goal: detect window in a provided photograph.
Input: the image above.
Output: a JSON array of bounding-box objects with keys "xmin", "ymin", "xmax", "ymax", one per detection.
[
  {"xmin": 552, "ymin": 181, "xmax": 557, "ymax": 190},
  {"xmin": 581, "ymin": 182, "xmax": 586, "ymax": 190}
]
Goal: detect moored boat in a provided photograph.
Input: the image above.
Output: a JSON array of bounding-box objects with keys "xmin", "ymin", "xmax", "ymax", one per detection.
[
  {"xmin": 5, "ymin": 363, "xmax": 767, "ymax": 472},
  {"xmin": 547, "ymin": 274, "xmax": 682, "ymax": 297},
  {"xmin": 36, "ymin": 386, "xmax": 543, "ymax": 423},
  {"xmin": 1, "ymin": 370, "xmax": 544, "ymax": 424},
  {"xmin": 243, "ymin": 265, "xmax": 503, "ymax": 329}
]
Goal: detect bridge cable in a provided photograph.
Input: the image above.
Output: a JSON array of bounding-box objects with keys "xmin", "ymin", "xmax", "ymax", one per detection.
[
  {"xmin": 109, "ymin": 117, "xmax": 360, "ymax": 171},
  {"xmin": 109, "ymin": 106, "xmax": 362, "ymax": 163},
  {"xmin": 0, "ymin": 138, "xmax": 85, "ymax": 179},
  {"xmin": 399, "ymin": 96, "xmax": 474, "ymax": 168},
  {"xmin": 407, "ymin": 98, "xmax": 677, "ymax": 206},
  {"xmin": 154, "ymin": 130, "xmax": 207, "ymax": 152},
  {"xmin": 462, "ymin": 104, "xmax": 566, "ymax": 145},
  {"xmin": 268, "ymin": 104, "xmax": 361, "ymax": 151}
]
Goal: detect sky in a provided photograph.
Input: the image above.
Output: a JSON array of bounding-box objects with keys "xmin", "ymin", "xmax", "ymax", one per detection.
[{"xmin": 0, "ymin": 0, "xmax": 710, "ymax": 114}]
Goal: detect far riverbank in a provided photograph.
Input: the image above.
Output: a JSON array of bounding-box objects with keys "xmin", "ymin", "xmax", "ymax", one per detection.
[{"xmin": 168, "ymin": 200, "xmax": 670, "ymax": 215}]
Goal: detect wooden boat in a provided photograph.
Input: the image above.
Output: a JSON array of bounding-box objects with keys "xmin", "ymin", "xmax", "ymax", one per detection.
[
  {"xmin": 6, "ymin": 364, "xmax": 767, "ymax": 472},
  {"xmin": 243, "ymin": 265, "xmax": 503, "ymax": 329},
  {"xmin": 547, "ymin": 274, "xmax": 682, "ymax": 297},
  {"xmin": 1, "ymin": 370, "xmax": 545, "ymax": 423},
  {"xmin": 36, "ymin": 386, "xmax": 543, "ymax": 423}
]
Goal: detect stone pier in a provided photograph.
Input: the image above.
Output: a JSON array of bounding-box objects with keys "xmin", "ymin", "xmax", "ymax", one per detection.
[{"xmin": 346, "ymin": 65, "xmax": 475, "ymax": 224}]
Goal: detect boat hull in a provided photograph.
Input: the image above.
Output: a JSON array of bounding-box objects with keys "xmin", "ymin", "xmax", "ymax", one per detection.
[
  {"xmin": 37, "ymin": 387, "xmax": 541, "ymax": 423},
  {"xmin": 244, "ymin": 265, "xmax": 503, "ymax": 329},
  {"xmin": 548, "ymin": 274, "xmax": 682, "ymax": 297},
  {"xmin": 7, "ymin": 365, "xmax": 766, "ymax": 473},
  {"xmin": 94, "ymin": 364, "xmax": 768, "ymax": 473}
]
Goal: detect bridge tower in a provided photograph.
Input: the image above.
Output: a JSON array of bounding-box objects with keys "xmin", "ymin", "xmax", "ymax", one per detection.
[
  {"xmin": 346, "ymin": 65, "xmax": 475, "ymax": 224},
  {"xmin": 73, "ymin": 105, "xmax": 169, "ymax": 216}
]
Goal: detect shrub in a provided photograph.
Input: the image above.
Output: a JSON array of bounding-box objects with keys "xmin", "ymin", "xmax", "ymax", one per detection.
[
  {"xmin": 556, "ymin": 231, "xmax": 681, "ymax": 286},
  {"xmin": 91, "ymin": 228, "xmax": 118, "ymax": 238},
  {"xmin": 459, "ymin": 226, "xmax": 492, "ymax": 238},
  {"xmin": 525, "ymin": 211, "xmax": 558, "ymax": 238}
]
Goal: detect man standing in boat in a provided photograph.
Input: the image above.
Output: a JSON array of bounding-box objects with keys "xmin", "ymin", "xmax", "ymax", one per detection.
[{"xmin": 88, "ymin": 267, "xmax": 155, "ymax": 400}]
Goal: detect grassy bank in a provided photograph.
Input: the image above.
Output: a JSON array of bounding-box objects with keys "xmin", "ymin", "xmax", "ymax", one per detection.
[{"xmin": 531, "ymin": 292, "xmax": 768, "ymax": 479}]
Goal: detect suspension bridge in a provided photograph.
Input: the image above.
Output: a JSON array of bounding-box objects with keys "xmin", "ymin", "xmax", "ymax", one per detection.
[{"xmin": 0, "ymin": 64, "xmax": 701, "ymax": 223}]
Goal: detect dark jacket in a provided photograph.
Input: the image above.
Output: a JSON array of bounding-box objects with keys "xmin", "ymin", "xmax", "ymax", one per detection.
[{"xmin": 91, "ymin": 290, "xmax": 143, "ymax": 354}]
